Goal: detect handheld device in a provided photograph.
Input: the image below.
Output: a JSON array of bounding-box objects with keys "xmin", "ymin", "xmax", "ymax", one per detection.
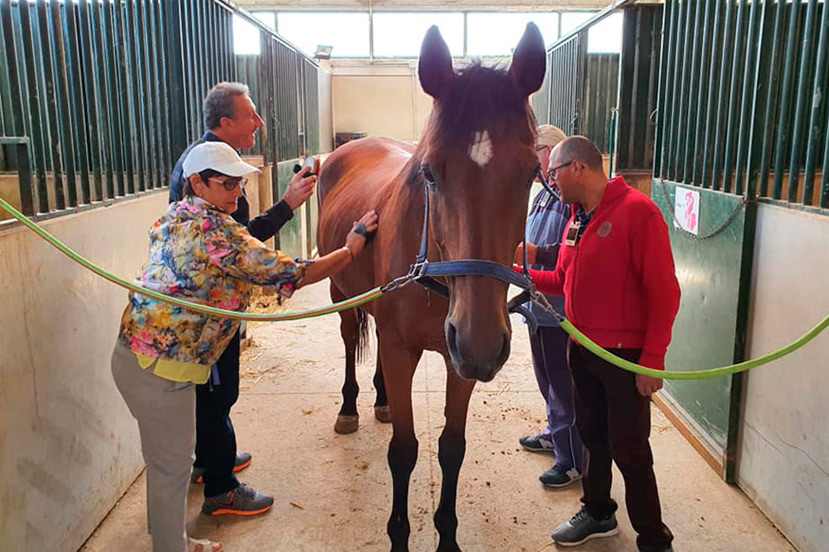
[{"xmin": 293, "ymin": 156, "xmax": 316, "ymax": 177}]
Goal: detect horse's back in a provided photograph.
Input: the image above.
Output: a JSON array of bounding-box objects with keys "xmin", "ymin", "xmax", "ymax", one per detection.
[
  {"xmin": 318, "ymin": 137, "xmax": 414, "ymax": 206},
  {"xmin": 317, "ymin": 137, "xmax": 414, "ymax": 257}
]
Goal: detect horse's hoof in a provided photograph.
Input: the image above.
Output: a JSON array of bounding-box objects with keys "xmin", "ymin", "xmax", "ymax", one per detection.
[
  {"xmin": 374, "ymin": 405, "xmax": 392, "ymax": 423},
  {"xmin": 334, "ymin": 415, "xmax": 359, "ymax": 434}
]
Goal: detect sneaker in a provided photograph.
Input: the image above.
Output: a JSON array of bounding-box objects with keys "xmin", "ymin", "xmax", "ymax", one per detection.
[
  {"xmin": 201, "ymin": 483, "xmax": 274, "ymax": 516},
  {"xmin": 518, "ymin": 433, "xmax": 555, "ymax": 453},
  {"xmin": 540, "ymin": 464, "xmax": 582, "ymax": 488},
  {"xmin": 552, "ymin": 507, "xmax": 619, "ymax": 546},
  {"xmin": 191, "ymin": 452, "xmax": 253, "ymax": 484}
]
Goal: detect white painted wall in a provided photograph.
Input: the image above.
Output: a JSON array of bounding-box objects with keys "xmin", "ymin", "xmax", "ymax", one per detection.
[
  {"xmin": 0, "ymin": 171, "xmax": 266, "ymax": 552},
  {"xmin": 0, "ymin": 192, "xmax": 165, "ymax": 552},
  {"xmin": 331, "ymin": 60, "xmax": 432, "ymax": 142},
  {"xmin": 318, "ymin": 65, "xmax": 334, "ymax": 152},
  {"xmin": 739, "ymin": 203, "xmax": 829, "ymax": 552}
]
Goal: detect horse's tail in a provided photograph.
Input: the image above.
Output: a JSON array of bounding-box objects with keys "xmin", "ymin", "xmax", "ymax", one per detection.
[{"xmin": 355, "ymin": 307, "xmax": 372, "ymax": 364}]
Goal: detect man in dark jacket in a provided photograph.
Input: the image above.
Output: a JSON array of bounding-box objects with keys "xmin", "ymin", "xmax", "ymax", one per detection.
[{"xmin": 169, "ymin": 82, "xmax": 315, "ymax": 517}]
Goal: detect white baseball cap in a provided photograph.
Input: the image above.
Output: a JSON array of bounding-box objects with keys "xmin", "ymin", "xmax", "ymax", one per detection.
[{"xmin": 182, "ymin": 141, "xmax": 261, "ymax": 178}]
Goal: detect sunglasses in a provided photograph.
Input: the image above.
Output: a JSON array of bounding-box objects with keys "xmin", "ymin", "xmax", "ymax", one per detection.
[
  {"xmin": 207, "ymin": 176, "xmax": 247, "ymax": 191},
  {"xmin": 547, "ymin": 160, "xmax": 574, "ymax": 181}
]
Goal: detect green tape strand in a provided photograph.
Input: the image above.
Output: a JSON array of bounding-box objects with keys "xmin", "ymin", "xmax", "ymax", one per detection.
[
  {"xmin": 3, "ymin": 197, "xmax": 827, "ymax": 377},
  {"xmin": 0, "ymin": 197, "xmax": 384, "ymax": 321},
  {"xmin": 558, "ymin": 317, "xmax": 828, "ymax": 380}
]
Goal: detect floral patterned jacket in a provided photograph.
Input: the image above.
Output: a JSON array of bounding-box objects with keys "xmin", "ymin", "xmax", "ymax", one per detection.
[{"xmin": 119, "ymin": 196, "xmax": 308, "ymax": 366}]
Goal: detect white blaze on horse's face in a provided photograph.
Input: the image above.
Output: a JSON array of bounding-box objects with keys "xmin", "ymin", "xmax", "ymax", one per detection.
[{"xmin": 468, "ymin": 130, "xmax": 493, "ymax": 167}]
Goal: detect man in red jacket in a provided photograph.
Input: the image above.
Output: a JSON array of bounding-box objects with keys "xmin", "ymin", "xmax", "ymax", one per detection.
[{"xmin": 524, "ymin": 136, "xmax": 678, "ymax": 552}]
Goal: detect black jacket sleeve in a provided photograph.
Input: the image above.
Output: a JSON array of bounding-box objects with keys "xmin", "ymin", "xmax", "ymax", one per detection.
[{"xmin": 247, "ymin": 200, "xmax": 294, "ymax": 242}]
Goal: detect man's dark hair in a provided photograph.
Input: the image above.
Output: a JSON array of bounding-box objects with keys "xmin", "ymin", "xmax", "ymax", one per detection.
[
  {"xmin": 203, "ymin": 82, "xmax": 250, "ymax": 130},
  {"xmin": 557, "ymin": 136, "xmax": 603, "ymax": 171}
]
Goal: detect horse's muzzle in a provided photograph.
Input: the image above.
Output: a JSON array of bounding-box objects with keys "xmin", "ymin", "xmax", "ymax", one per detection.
[{"xmin": 445, "ymin": 319, "xmax": 511, "ymax": 382}]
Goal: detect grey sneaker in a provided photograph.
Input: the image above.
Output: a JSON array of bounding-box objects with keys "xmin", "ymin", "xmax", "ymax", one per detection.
[
  {"xmin": 518, "ymin": 433, "xmax": 555, "ymax": 453},
  {"xmin": 201, "ymin": 483, "xmax": 274, "ymax": 516},
  {"xmin": 191, "ymin": 452, "xmax": 253, "ymax": 484},
  {"xmin": 552, "ymin": 507, "xmax": 619, "ymax": 546},
  {"xmin": 540, "ymin": 464, "xmax": 582, "ymax": 488}
]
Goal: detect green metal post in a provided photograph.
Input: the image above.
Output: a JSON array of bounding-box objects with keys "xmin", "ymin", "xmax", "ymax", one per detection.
[
  {"xmin": 64, "ymin": 0, "xmax": 90, "ymax": 203},
  {"xmin": 36, "ymin": 0, "xmax": 66, "ymax": 209},
  {"xmin": 126, "ymin": 0, "xmax": 146, "ymax": 191},
  {"xmin": 666, "ymin": 0, "xmax": 684, "ymax": 181},
  {"xmin": 734, "ymin": 0, "xmax": 760, "ymax": 196},
  {"xmin": 49, "ymin": 0, "xmax": 79, "ymax": 207},
  {"xmin": 136, "ymin": 0, "xmax": 156, "ymax": 190},
  {"xmin": 0, "ymin": 1, "xmax": 35, "ymax": 215},
  {"xmin": 79, "ymin": 0, "xmax": 102, "ymax": 202},
  {"xmin": 672, "ymin": 0, "xmax": 693, "ymax": 181},
  {"xmin": 802, "ymin": 0, "xmax": 829, "ymax": 205},
  {"xmin": 18, "ymin": 1, "xmax": 50, "ymax": 212},
  {"xmin": 712, "ymin": 0, "xmax": 736, "ymax": 191},
  {"xmin": 691, "ymin": 0, "xmax": 714, "ymax": 185},
  {"xmin": 682, "ymin": 0, "xmax": 705, "ymax": 182},
  {"xmin": 164, "ymin": 0, "xmax": 187, "ymax": 160},
  {"xmin": 608, "ymin": 107, "xmax": 618, "ymax": 178},
  {"xmin": 91, "ymin": 0, "xmax": 113, "ymax": 199},
  {"xmin": 744, "ymin": 0, "xmax": 771, "ymax": 200},
  {"xmin": 103, "ymin": 0, "xmax": 125, "ymax": 196},
  {"xmin": 658, "ymin": 0, "xmax": 677, "ymax": 179},
  {"xmin": 773, "ymin": 0, "xmax": 803, "ymax": 199},
  {"xmin": 787, "ymin": 0, "xmax": 819, "ymax": 203},
  {"xmin": 722, "ymin": 0, "xmax": 748, "ymax": 194},
  {"xmin": 114, "ymin": 1, "xmax": 135, "ymax": 194},
  {"xmin": 701, "ymin": 0, "xmax": 726, "ymax": 189},
  {"xmin": 155, "ymin": 0, "xmax": 172, "ymax": 178},
  {"xmin": 758, "ymin": 0, "xmax": 786, "ymax": 198}
]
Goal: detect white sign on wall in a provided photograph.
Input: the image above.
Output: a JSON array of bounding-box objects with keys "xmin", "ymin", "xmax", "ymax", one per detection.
[{"xmin": 674, "ymin": 187, "xmax": 700, "ymax": 235}]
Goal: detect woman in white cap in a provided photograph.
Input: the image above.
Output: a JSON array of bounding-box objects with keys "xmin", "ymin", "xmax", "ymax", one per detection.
[{"xmin": 111, "ymin": 142, "xmax": 377, "ymax": 552}]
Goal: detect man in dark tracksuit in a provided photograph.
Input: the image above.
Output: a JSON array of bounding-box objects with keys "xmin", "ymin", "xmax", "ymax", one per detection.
[
  {"xmin": 169, "ymin": 82, "xmax": 315, "ymax": 516},
  {"xmin": 516, "ymin": 125, "xmax": 584, "ymax": 488}
]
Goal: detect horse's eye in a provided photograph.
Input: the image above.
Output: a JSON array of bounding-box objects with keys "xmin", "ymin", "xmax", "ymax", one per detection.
[{"xmin": 421, "ymin": 163, "xmax": 436, "ymax": 185}]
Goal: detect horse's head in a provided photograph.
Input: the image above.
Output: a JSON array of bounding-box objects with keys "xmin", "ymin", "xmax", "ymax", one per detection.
[{"xmin": 417, "ymin": 24, "xmax": 546, "ymax": 382}]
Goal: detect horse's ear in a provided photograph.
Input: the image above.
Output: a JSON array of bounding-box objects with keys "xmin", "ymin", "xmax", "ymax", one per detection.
[
  {"xmin": 419, "ymin": 25, "xmax": 454, "ymax": 100},
  {"xmin": 509, "ymin": 22, "xmax": 546, "ymax": 97}
]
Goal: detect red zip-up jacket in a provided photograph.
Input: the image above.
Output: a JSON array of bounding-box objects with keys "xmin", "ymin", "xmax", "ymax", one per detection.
[{"xmin": 523, "ymin": 176, "xmax": 681, "ymax": 370}]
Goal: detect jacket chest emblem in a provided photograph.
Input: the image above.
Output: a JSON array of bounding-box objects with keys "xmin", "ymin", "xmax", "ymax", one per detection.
[{"xmin": 597, "ymin": 221, "xmax": 613, "ymax": 238}]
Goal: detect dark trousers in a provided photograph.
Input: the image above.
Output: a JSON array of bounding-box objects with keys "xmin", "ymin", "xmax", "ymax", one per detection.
[
  {"xmin": 567, "ymin": 342, "xmax": 673, "ymax": 552},
  {"xmin": 528, "ymin": 326, "xmax": 583, "ymax": 471},
  {"xmin": 195, "ymin": 330, "xmax": 241, "ymax": 498}
]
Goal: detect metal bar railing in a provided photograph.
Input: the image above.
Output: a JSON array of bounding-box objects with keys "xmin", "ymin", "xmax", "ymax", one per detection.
[{"xmin": 802, "ymin": 0, "xmax": 829, "ymax": 205}]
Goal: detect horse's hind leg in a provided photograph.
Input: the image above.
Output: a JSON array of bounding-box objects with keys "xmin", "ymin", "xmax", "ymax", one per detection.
[
  {"xmin": 381, "ymin": 339, "xmax": 422, "ymax": 552},
  {"xmin": 332, "ymin": 282, "xmax": 360, "ymax": 434},
  {"xmin": 373, "ymin": 329, "xmax": 391, "ymax": 423},
  {"xmin": 434, "ymin": 360, "xmax": 476, "ymax": 552}
]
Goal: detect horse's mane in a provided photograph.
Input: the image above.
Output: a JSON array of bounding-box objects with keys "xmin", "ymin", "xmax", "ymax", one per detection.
[{"xmin": 421, "ymin": 62, "xmax": 537, "ymax": 152}]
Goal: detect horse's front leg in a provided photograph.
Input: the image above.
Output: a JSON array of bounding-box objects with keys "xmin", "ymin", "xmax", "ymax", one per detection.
[
  {"xmin": 434, "ymin": 361, "xmax": 476, "ymax": 552},
  {"xmin": 381, "ymin": 340, "xmax": 422, "ymax": 552}
]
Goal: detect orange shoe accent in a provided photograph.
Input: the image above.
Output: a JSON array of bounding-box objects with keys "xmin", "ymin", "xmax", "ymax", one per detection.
[
  {"xmin": 205, "ymin": 504, "xmax": 272, "ymax": 517},
  {"xmin": 232, "ymin": 458, "xmax": 252, "ymax": 473}
]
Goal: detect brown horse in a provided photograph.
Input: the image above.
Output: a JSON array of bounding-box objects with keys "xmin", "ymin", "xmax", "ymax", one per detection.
[{"xmin": 317, "ymin": 24, "xmax": 546, "ymax": 552}]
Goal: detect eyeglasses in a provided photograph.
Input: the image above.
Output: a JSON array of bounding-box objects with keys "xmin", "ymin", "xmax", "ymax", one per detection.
[
  {"xmin": 208, "ymin": 176, "xmax": 247, "ymax": 191},
  {"xmin": 534, "ymin": 145, "xmax": 549, "ymax": 152},
  {"xmin": 547, "ymin": 160, "xmax": 574, "ymax": 181}
]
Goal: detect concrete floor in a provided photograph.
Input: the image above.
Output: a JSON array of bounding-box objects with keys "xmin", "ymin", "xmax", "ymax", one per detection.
[{"xmin": 81, "ymin": 282, "xmax": 794, "ymax": 552}]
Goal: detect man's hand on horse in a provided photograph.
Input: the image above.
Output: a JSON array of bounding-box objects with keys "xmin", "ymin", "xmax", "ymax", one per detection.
[
  {"xmin": 284, "ymin": 161, "xmax": 319, "ymax": 210},
  {"xmin": 514, "ymin": 242, "xmax": 538, "ymax": 265},
  {"xmin": 345, "ymin": 211, "xmax": 379, "ymax": 257}
]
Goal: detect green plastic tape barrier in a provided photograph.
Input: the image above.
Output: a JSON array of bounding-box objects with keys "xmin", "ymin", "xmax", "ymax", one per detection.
[
  {"xmin": 2, "ymin": 196, "xmax": 826, "ymax": 378},
  {"xmin": 0, "ymin": 197, "xmax": 384, "ymax": 321}
]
